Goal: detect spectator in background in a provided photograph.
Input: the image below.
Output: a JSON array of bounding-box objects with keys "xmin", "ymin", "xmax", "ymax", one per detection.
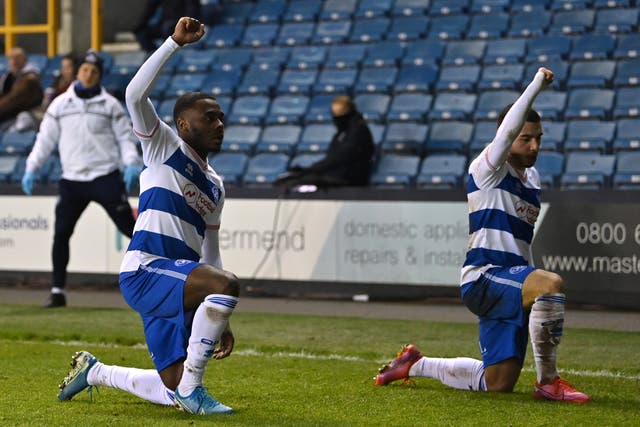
[
  {"xmin": 276, "ymin": 95, "xmax": 375, "ymax": 192},
  {"xmin": 42, "ymin": 54, "xmax": 76, "ymax": 108},
  {"xmin": 133, "ymin": 0, "xmax": 201, "ymax": 53},
  {"xmin": 21, "ymin": 49, "xmax": 141, "ymax": 308},
  {"xmin": 0, "ymin": 47, "xmax": 44, "ymax": 131}
]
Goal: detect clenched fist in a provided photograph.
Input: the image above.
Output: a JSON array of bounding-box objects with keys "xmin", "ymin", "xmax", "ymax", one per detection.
[{"xmin": 171, "ymin": 17, "xmax": 205, "ymax": 46}]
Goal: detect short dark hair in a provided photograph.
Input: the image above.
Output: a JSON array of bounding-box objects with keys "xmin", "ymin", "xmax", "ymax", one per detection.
[
  {"xmin": 173, "ymin": 92, "xmax": 219, "ymax": 124},
  {"xmin": 496, "ymin": 103, "xmax": 541, "ymax": 128}
]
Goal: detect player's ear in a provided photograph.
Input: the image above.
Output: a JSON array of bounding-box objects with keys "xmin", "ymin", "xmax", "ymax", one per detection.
[{"xmin": 176, "ymin": 116, "xmax": 189, "ymax": 133}]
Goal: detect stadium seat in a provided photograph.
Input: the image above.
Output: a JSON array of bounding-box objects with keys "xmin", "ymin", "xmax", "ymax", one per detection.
[
  {"xmin": 43, "ymin": 156, "xmax": 62, "ymax": 184},
  {"xmin": 550, "ymin": 0, "xmax": 594, "ymax": 11},
  {"xmin": 483, "ymin": 39, "xmax": 528, "ymax": 65},
  {"xmin": 593, "ymin": 0, "xmax": 630, "ymax": 7},
  {"xmin": 426, "ymin": 121, "xmax": 473, "ymax": 155},
  {"xmin": 362, "ymin": 42, "xmax": 405, "ymax": 68},
  {"xmin": 321, "ymin": 0, "xmax": 358, "ymax": 20},
  {"xmin": 443, "ymin": 40, "xmax": 487, "ymax": 66},
  {"xmin": 242, "ymin": 23, "xmax": 279, "ymax": 47},
  {"xmin": 387, "ymin": 93, "xmax": 432, "ymax": 122},
  {"xmin": 428, "ymin": 15, "xmax": 470, "ymax": 40},
  {"xmin": 403, "ymin": 39, "xmax": 446, "ymax": 66},
  {"xmin": 266, "ymin": 95, "xmax": 310, "ymax": 125},
  {"xmin": 204, "ymin": 24, "xmax": 245, "ymax": 48},
  {"xmin": 213, "ymin": 49, "xmax": 252, "ymax": 70},
  {"xmin": 227, "ymin": 96, "xmax": 270, "ymax": 125},
  {"xmin": 525, "ymin": 36, "xmax": 571, "ymax": 62},
  {"xmin": 467, "ymin": 13, "xmax": 509, "ymax": 39},
  {"xmin": 471, "ymin": 0, "xmax": 510, "ymax": 14},
  {"xmin": 564, "ymin": 88, "xmax": 614, "ymax": 120},
  {"xmin": 394, "ymin": 64, "xmax": 439, "ymax": 93},
  {"xmin": 283, "ymin": 0, "xmax": 321, "ymax": 22},
  {"xmin": 277, "ymin": 68, "xmax": 318, "ymax": 95},
  {"xmin": 567, "ymin": 60, "xmax": 616, "ymax": 88},
  {"xmin": 325, "ymin": 44, "xmax": 368, "ymax": 69},
  {"xmin": 156, "ymin": 99, "xmax": 175, "ymax": 124},
  {"xmin": 429, "ymin": 93, "xmax": 477, "ymax": 121},
  {"xmin": 369, "ymin": 123, "xmax": 386, "ymax": 146},
  {"xmin": 416, "ymin": 154, "xmax": 467, "ymax": 190},
  {"xmin": 370, "ymin": 154, "xmax": 421, "ymax": 189},
  {"xmin": 219, "ymin": 2, "xmax": 255, "ymax": 24},
  {"xmin": 353, "ymin": 93, "xmax": 391, "ymax": 122},
  {"xmin": 201, "ymin": 70, "xmax": 241, "ymax": 97},
  {"xmin": 535, "ymin": 151, "xmax": 565, "ymax": 188},
  {"xmin": 164, "ymin": 73, "xmax": 206, "ymax": 98},
  {"xmin": 531, "ymin": 90, "xmax": 567, "ymax": 121},
  {"xmin": 561, "ymin": 152, "xmax": 615, "ymax": 189},
  {"xmin": 313, "ymin": 20, "xmax": 352, "ymax": 44},
  {"xmin": 548, "ymin": 9, "xmax": 595, "ymax": 35},
  {"xmin": 0, "ymin": 131, "xmax": 36, "ymax": 155},
  {"xmin": 209, "ymin": 152, "xmax": 249, "ymax": 186},
  {"xmin": 297, "ymin": 123, "xmax": 334, "ymax": 153},
  {"xmin": 429, "ymin": 0, "xmax": 470, "ymax": 16},
  {"xmin": 512, "ymin": 0, "xmax": 551, "ymax": 11},
  {"xmin": 222, "ymin": 125, "xmax": 262, "ymax": 154},
  {"xmin": 149, "ymin": 74, "xmax": 172, "ymax": 100},
  {"xmin": 564, "ymin": 120, "xmax": 616, "ymax": 153},
  {"xmin": 508, "ymin": 9, "xmax": 551, "ymax": 38},
  {"xmin": 111, "ymin": 51, "xmax": 147, "ymax": 75},
  {"xmin": 249, "ymin": 0, "xmax": 286, "ymax": 24},
  {"xmin": 524, "ymin": 59, "xmax": 569, "ymax": 89},
  {"xmin": 613, "ymin": 34, "xmax": 640, "ymax": 60},
  {"xmin": 613, "ymin": 118, "xmax": 640, "ymax": 152},
  {"xmin": 289, "ymin": 153, "xmax": 324, "ymax": 169},
  {"xmin": 381, "ymin": 122, "xmax": 428, "ymax": 154},
  {"xmin": 613, "ymin": 151, "xmax": 640, "ymax": 189},
  {"xmin": 355, "ymin": 66, "xmax": 399, "ymax": 94},
  {"xmin": 305, "ymin": 94, "xmax": 335, "ymax": 123},
  {"xmin": 474, "ymin": 90, "xmax": 519, "ymax": 121},
  {"xmin": 478, "ymin": 64, "xmax": 525, "ymax": 90},
  {"xmin": 242, "ymin": 153, "xmax": 290, "ymax": 188},
  {"xmin": 255, "ymin": 125, "xmax": 302, "ymax": 155},
  {"xmin": 237, "ymin": 66, "xmax": 280, "ymax": 96},
  {"xmin": 435, "ymin": 65, "xmax": 480, "ymax": 92},
  {"xmin": 392, "ymin": 0, "xmax": 431, "ymax": 16},
  {"xmin": 470, "ymin": 121, "xmax": 496, "ymax": 155},
  {"xmin": 614, "ymin": 59, "xmax": 640, "ymax": 87},
  {"xmin": 8, "ymin": 155, "xmax": 26, "ymax": 184},
  {"xmin": 276, "ymin": 22, "xmax": 315, "ymax": 46},
  {"xmin": 253, "ymin": 46, "xmax": 292, "ymax": 68},
  {"xmin": 594, "ymin": 7, "xmax": 639, "ymax": 34},
  {"xmin": 386, "ymin": 16, "xmax": 429, "ymax": 41},
  {"xmin": 541, "ymin": 121, "xmax": 567, "ymax": 152},
  {"xmin": 0, "ymin": 155, "xmax": 20, "ymax": 183},
  {"xmin": 313, "ymin": 68, "xmax": 358, "ymax": 94},
  {"xmin": 569, "ymin": 34, "xmax": 616, "ymax": 61},
  {"xmin": 349, "ymin": 18, "xmax": 390, "ymax": 43},
  {"xmin": 288, "ymin": 45, "xmax": 327, "ymax": 69}
]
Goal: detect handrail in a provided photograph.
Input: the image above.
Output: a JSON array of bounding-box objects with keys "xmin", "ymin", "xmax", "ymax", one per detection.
[{"xmin": 0, "ymin": 0, "xmax": 58, "ymax": 56}]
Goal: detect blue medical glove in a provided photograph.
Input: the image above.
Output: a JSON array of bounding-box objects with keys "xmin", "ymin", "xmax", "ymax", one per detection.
[
  {"xmin": 21, "ymin": 171, "xmax": 36, "ymax": 195},
  {"xmin": 123, "ymin": 164, "xmax": 141, "ymax": 192}
]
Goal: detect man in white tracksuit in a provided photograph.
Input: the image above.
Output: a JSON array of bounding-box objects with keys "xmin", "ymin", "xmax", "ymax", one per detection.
[{"xmin": 22, "ymin": 49, "xmax": 142, "ymax": 308}]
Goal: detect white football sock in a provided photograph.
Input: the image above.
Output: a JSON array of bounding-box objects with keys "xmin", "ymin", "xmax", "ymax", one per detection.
[
  {"xmin": 529, "ymin": 293, "xmax": 565, "ymax": 383},
  {"xmin": 177, "ymin": 294, "xmax": 238, "ymax": 397},
  {"xmin": 87, "ymin": 362, "xmax": 174, "ymax": 405},
  {"xmin": 409, "ymin": 357, "xmax": 486, "ymax": 391}
]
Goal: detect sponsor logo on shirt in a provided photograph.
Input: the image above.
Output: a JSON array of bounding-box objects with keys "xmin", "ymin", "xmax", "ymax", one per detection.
[
  {"xmin": 514, "ymin": 200, "xmax": 539, "ymax": 225},
  {"xmin": 183, "ymin": 184, "xmax": 216, "ymax": 216},
  {"xmin": 509, "ymin": 266, "xmax": 527, "ymax": 274},
  {"xmin": 175, "ymin": 259, "xmax": 190, "ymax": 266}
]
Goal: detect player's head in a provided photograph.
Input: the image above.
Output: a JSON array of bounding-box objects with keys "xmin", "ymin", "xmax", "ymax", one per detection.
[
  {"xmin": 498, "ymin": 104, "xmax": 542, "ymax": 169},
  {"xmin": 174, "ymin": 92, "xmax": 224, "ymax": 158},
  {"xmin": 77, "ymin": 49, "xmax": 103, "ymax": 88},
  {"xmin": 331, "ymin": 95, "xmax": 356, "ymax": 131}
]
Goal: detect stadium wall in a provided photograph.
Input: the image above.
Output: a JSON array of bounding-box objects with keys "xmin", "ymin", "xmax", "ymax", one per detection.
[{"xmin": 0, "ymin": 190, "xmax": 637, "ymax": 310}]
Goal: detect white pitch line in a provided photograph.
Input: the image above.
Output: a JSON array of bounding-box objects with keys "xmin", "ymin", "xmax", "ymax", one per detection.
[{"xmin": 7, "ymin": 339, "xmax": 640, "ymax": 381}]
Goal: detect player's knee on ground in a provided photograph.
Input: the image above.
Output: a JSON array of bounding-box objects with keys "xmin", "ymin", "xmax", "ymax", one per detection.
[
  {"xmin": 540, "ymin": 271, "xmax": 565, "ymax": 296},
  {"xmin": 218, "ymin": 272, "xmax": 240, "ymax": 297}
]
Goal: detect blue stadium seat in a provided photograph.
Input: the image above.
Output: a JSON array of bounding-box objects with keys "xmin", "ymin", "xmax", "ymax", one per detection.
[
  {"xmin": 325, "ymin": 44, "xmax": 368, "ymax": 69},
  {"xmin": 394, "ymin": 64, "xmax": 439, "ymax": 93},
  {"xmin": 550, "ymin": 0, "xmax": 594, "ymax": 11},
  {"xmin": 370, "ymin": 154, "xmax": 421, "ymax": 188},
  {"xmin": 535, "ymin": 151, "xmax": 565, "ymax": 188},
  {"xmin": 165, "ymin": 73, "xmax": 206, "ymax": 98},
  {"xmin": 355, "ymin": 66, "xmax": 399, "ymax": 94},
  {"xmin": 8, "ymin": 155, "xmax": 26, "ymax": 184},
  {"xmin": 593, "ymin": 0, "xmax": 630, "ymax": 7},
  {"xmin": 222, "ymin": 125, "xmax": 262, "ymax": 154},
  {"xmin": 43, "ymin": 156, "xmax": 62, "ymax": 184},
  {"xmin": 403, "ymin": 39, "xmax": 446, "ymax": 66},
  {"xmin": 561, "ymin": 152, "xmax": 615, "ymax": 189},
  {"xmin": 567, "ymin": 60, "xmax": 616, "ymax": 88},
  {"xmin": 478, "ymin": 64, "xmax": 525, "ymax": 90},
  {"xmin": 349, "ymin": 18, "xmax": 390, "ymax": 43},
  {"xmin": 565, "ymin": 88, "xmax": 614, "ymax": 120},
  {"xmin": 595, "ymin": 8, "xmax": 639, "ymax": 34},
  {"xmin": 613, "ymin": 34, "xmax": 640, "ymax": 60},
  {"xmin": 209, "ymin": 152, "xmax": 249, "ymax": 186},
  {"xmin": 288, "ymin": 45, "xmax": 327, "ymax": 69},
  {"xmin": 353, "ymin": 93, "xmax": 391, "ymax": 122},
  {"xmin": 435, "ymin": 65, "xmax": 480, "ymax": 92},
  {"xmin": 534, "ymin": 90, "xmax": 568, "ymax": 121},
  {"xmin": 284, "ymin": 0, "xmax": 321, "ymax": 22},
  {"xmin": 277, "ymin": 68, "xmax": 318, "ymax": 95},
  {"xmin": 426, "ymin": 121, "xmax": 473, "ymax": 154},
  {"xmin": 201, "ymin": 70, "xmax": 241, "ymax": 97},
  {"xmin": 255, "ymin": 125, "xmax": 302, "ymax": 155},
  {"xmin": 305, "ymin": 94, "xmax": 335, "ymax": 123},
  {"xmin": 565, "ymin": 120, "xmax": 616, "ymax": 153},
  {"xmin": 0, "ymin": 131, "xmax": 36, "ymax": 155},
  {"xmin": 569, "ymin": 34, "xmax": 615, "ymax": 61},
  {"xmin": 156, "ymin": 99, "xmax": 175, "ymax": 124},
  {"xmin": 524, "ymin": 59, "xmax": 569, "ymax": 89},
  {"xmin": 237, "ymin": 66, "xmax": 280, "ymax": 96},
  {"xmin": 266, "ymin": 94, "xmax": 310, "ymax": 124},
  {"xmin": 369, "ymin": 123, "xmax": 386, "ymax": 146},
  {"xmin": 249, "ymin": 0, "xmax": 286, "ymax": 24},
  {"xmin": 386, "ymin": 16, "xmax": 429, "ymax": 41},
  {"xmin": 227, "ymin": 96, "xmax": 270, "ymax": 125},
  {"xmin": 541, "ymin": 121, "xmax": 567, "ymax": 152},
  {"xmin": 276, "ymin": 22, "xmax": 315, "ymax": 46},
  {"xmin": 313, "ymin": 20, "xmax": 352, "ymax": 44},
  {"xmin": 471, "ymin": 0, "xmax": 510, "ymax": 13},
  {"xmin": 215, "ymin": 96, "xmax": 233, "ymax": 119},
  {"xmin": 362, "ymin": 42, "xmax": 405, "ymax": 68},
  {"xmin": 321, "ymin": 0, "xmax": 358, "ymax": 21},
  {"xmin": 443, "ymin": 40, "xmax": 487, "ymax": 66},
  {"xmin": 467, "ymin": 13, "xmax": 509, "ymax": 39},
  {"xmin": 213, "ymin": 49, "xmax": 252, "ymax": 70},
  {"xmin": 613, "ymin": 151, "xmax": 640, "ymax": 189},
  {"xmin": 525, "ymin": 36, "xmax": 571, "ymax": 63},
  {"xmin": 205, "ymin": 24, "xmax": 245, "ymax": 48},
  {"xmin": 473, "ymin": 90, "xmax": 519, "ymax": 121},
  {"xmin": 508, "ymin": 10, "xmax": 551, "ymax": 38},
  {"xmin": 512, "ymin": 0, "xmax": 551, "ymax": 11},
  {"xmin": 253, "ymin": 47, "xmax": 291, "ymax": 67},
  {"xmin": 429, "ymin": 93, "xmax": 477, "ymax": 121},
  {"xmin": 381, "ymin": 122, "xmax": 428, "ymax": 154},
  {"xmin": 614, "ymin": 59, "xmax": 640, "ymax": 87},
  {"xmin": 548, "ymin": 9, "xmax": 595, "ymax": 35},
  {"xmin": 429, "ymin": 0, "xmax": 470, "ymax": 16},
  {"xmin": 470, "ymin": 121, "xmax": 496, "ymax": 155},
  {"xmin": 220, "ymin": 2, "xmax": 255, "ymax": 24},
  {"xmin": 416, "ymin": 154, "xmax": 467, "ymax": 190},
  {"xmin": 297, "ymin": 123, "xmax": 334, "ymax": 153},
  {"xmin": 313, "ymin": 68, "xmax": 357, "ymax": 94},
  {"xmin": 613, "ymin": 118, "xmax": 640, "ymax": 151},
  {"xmin": 387, "ymin": 93, "xmax": 432, "ymax": 122},
  {"xmin": 112, "ymin": 51, "xmax": 147, "ymax": 75},
  {"xmin": 242, "ymin": 23, "xmax": 279, "ymax": 47},
  {"xmin": 428, "ymin": 15, "xmax": 470, "ymax": 40},
  {"xmin": 613, "ymin": 87, "xmax": 640, "ymax": 119},
  {"xmin": 0, "ymin": 155, "xmax": 20, "ymax": 183},
  {"xmin": 392, "ymin": 0, "xmax": 431, "ymax": 17},
  {"xmin": 243, "ymin": 153, "xmax": 290, "ymax": 188},
  {"xmin": 176, "ymin": 48, "xmax": 215, "ymax": 74},
  {"xmin": 483, "ymin": 39, "xmax": 528, "ymax": 65},
  {"xmin": 289, "ymin": 153, "xmax": 324, "ymax": 168},
  {"xmin": 149, "ymin": 74, "xmax": 172, "ymax": 100}
]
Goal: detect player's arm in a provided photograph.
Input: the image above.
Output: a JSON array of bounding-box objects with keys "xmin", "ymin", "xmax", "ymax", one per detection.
[
  {"xmin": 201, "ymin": 227, "xmax": 223, "ymax": 270},
  {"xmin": 111, "ymin": 101, "xmax": 141, "ymax": 166},
  {"xmin": 25, "ymin": 109, "xmax": 60, "ymax": 174},
  {"xmin": 485, "ymin": 67, "xmax": 553, "ymax": 169}
]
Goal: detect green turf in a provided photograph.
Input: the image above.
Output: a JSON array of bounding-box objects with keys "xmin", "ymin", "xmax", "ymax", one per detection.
[{"xmin": 0, "ymin": 304, "xmax": 639, "ymax": 426}]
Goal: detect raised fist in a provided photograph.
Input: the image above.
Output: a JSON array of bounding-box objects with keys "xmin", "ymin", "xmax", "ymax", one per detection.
[{"xmin": 171, "ymin": 17, "xmax": 205, "ymax": 46}]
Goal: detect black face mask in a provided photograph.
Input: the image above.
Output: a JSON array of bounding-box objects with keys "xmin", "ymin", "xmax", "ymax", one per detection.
[{"xmin": 332, "ymin": 114, "xmax": 351, "ymax": 131}]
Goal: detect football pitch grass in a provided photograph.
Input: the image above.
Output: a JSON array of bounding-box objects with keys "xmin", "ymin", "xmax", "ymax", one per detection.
[{"xmin": 0, "ymin": 304, "xmax": 639, "ymax": 426}]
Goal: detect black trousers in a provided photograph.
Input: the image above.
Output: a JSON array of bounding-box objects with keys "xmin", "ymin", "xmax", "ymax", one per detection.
[{"xmin": 52, "ymin": 171, "xmax": 136, "ymax": 288}]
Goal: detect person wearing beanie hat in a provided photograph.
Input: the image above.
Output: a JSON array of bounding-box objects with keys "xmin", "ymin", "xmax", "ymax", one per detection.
[{"xmin": 21, "ymin": 48, "xmax": 142, "ymax": 308}]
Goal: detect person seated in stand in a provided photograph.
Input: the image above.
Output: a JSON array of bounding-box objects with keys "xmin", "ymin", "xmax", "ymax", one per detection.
[
  {"xmin": 276, "ymin": 95, "xmax": 375, "ymax": 192},
  {"xmin": 0, "ymin": 47, "xmax": 44, "ymax": 131},
  {"xmin": 42, "ymin": 54, "xmax": 76, "ymax": 108},
  {"xmin": 133, "ymin": 0, "xmax": 201, "ymax": 53}
]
